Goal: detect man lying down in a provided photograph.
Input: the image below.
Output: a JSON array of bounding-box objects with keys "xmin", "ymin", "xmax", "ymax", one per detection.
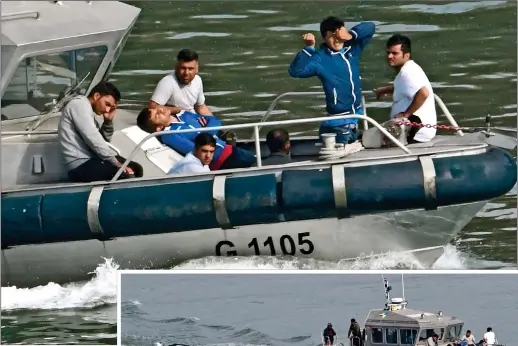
[{"xmin": 136, "ymin": 107, "xmax": 256, "ymax": 172}]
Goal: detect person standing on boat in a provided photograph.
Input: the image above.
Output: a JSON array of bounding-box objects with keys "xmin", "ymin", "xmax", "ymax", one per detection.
[
  {"xmin": 168, "ymin": 133, "xmax": 215, "ymax": 174},
  {"xmin": 58, "ymin": 81, "xmax": 143, "ymax": 182},
  {"xmin": 288, "ymin": 17, "xmax": 376, "ymax": 144},
  {"xmin": 136, "ymin": 107, "xmax": 256, "ymax": 170},
  {"xmin": 149, "ymin": 48, "xmax": 213, "ymax": 117},
  {"xmin": 483, "ymin": 327, "xmax": 498, "ymax": 345},
  {"xmin": 348, "ymin": 318, "xmax": 362, "ymax": 346},
  {"xmin": 373, "ymin": 34, "xmax": 437, "ymax": 143},
  {"xmin": 323, "ymin": 323, "xmax": 336, "ymax": 345}
]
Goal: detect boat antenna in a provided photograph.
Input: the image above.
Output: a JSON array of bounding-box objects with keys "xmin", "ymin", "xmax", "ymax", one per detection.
[{"xmin": 401, "ymin": 274, "xmax": 405, "ymax": 302}]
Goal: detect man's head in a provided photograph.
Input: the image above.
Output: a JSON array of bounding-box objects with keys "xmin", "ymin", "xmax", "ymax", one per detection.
[
  {"xmin": 386, "ymin": 34, "xmax": 412, "ymax": 68},
  {"xmin": 351, "ymin": 318, "xmax": 356, "ymax": 323},
  {"xmin": 487, "ymin": 327, "xmax": 492, "ymax": 332},
  {"xmin": 175, "ymin": 49, "xmax": 199, "ymax": 85},
  {"xmin": 265, "ymin": 128, "xmax": 290, "ymax": 154},
  {"xmin": 87, "ymin": 81, "xmax": 121, "ymax": 115},
  {"xmin": 137, "ymin": 107, "xmax": 172, "ymax": 133},
  {"xmin": 432, "ymin": 334, "xmax": 438, "ymax": 341},
  {"xmin": 193, "ymin": 133, "xmax": 216, "ymax": 165},
  {"xmin": 320, "ymin": 16, "xmax": 347, "ymax": 47},
  {"xmin": 466, "ymin": 330, "xmax": 472, "ymax": 336},
  {"xmin": 327, "ymin": 323, "xmax": 332, "ymax": 328}
]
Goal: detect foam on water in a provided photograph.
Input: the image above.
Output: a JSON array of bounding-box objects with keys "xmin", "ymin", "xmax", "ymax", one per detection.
[
  {"xmin": 1, "ymin": 258, "xmax": 118, "ymax": 311},
  {"xmin": 399, "ymin": 1, "xmax": 507, "ymax": 14}
]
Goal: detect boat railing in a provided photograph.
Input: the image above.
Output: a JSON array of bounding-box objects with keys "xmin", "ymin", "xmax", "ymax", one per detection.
[
  {"xmin": 256, "ymin": 91, "xmax": 464, "ymax": 136},
  {"xmin": 349, "ymin": 336, "xmax": 361, "ymax": 346},
  {"xmin": 109, "ymin": 113, "xmax": 413, "ymax": 182},
  {"xmin": 1, "ymin": 108, "xmax": 416, "ymax": 183}
]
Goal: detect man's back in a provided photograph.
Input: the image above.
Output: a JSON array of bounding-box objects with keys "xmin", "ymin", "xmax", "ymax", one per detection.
[{"xmin": 484, "ymin": 331, "xmax": 496, "ymax": 344}]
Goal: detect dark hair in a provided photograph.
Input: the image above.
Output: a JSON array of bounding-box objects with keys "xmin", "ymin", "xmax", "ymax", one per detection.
[
  {"xmin": 194, "ymin": 133, "xmax": 216, "ymax": 149},
  {"xmin": 136, "ymin": 107, "xmax": 156, "ymax": 133},
  {"xmin": 266, "ymin": 128, "xmax": 289, "ymax": 153},
  {"xmin": 466, "ymin": 330, "xmax": 471, "ymax": 333},
  {"xmin": 487, "ymin": 327, "xmax": 492, "ymax": 332},
  {"xmin": 177, "ymin": 49, "xmax": 199, "ymax": 62},
  {"xmin": 351, "ymin": 319, "xmax": 356, "ymax": 323},
  {"xmin": 320, "ymin": 16, "xmax": 345, "ymax": 38},
  {"xmin": 88, "ymin": 81, "xmax": 121, "ymax": 102},
  {"xmin": 386, "ymin": 34, "xmax": 412, "ymax": 55}
]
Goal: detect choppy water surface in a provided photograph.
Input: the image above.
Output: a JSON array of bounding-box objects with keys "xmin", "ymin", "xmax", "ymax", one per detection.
[
  {"xmin": 121, "ymin": 273, "xmax": 518, "ymax": 346},
  {"xmin": 1, "ymin": 0, "xmax": 516, "ymax": 344}
]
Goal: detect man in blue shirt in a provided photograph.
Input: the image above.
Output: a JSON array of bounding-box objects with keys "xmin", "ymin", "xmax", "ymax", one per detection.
[
  {"xmin": 137, "ymin": 107, "xmax": 256, "ymax": 170},
  {"xmin": 289, "ymin": 16, "xmax": 376, "ymax": 144}
]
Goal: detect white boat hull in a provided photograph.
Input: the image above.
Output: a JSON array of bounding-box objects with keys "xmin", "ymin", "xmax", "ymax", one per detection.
[{"xmin": 1, "ymin": 201, "xmax": 485, "ymax": 288}]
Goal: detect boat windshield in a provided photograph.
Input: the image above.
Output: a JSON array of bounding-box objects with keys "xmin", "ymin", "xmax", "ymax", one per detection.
[
  {"xmin": 445, "ymin": 324, "xmax": 463, "ymax": 342},
  {"xmin": 1, "ymin": 45, "xmax": 108, "ymax": 121}
]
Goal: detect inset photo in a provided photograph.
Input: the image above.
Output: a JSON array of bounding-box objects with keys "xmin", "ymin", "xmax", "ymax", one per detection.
[{"xmin": 119, "ymin": 271, "xmax": 515, "ymax": 346}]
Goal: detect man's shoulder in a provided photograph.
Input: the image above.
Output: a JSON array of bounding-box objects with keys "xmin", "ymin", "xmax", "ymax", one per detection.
[
  {"xmin": 63, "ymin": 95, "xmax": 89, "ymax": 113},
  {"xmin": 402, "ymin": 60, "xmax": 427, "ymax": 75}
]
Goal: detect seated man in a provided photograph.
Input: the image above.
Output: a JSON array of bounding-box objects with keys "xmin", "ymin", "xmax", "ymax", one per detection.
[
  {"xmin": 149, "ymin": 48, "xmax": 212, "ymax": 116},
  {"xmin": 168, "ymin": 133, "xmax": 215, "ymax": 174},
  {"xmin": 459, "ymin": 330, "xmax": 476, "ymax": 345},
  {"xmin": 137, "ymin": 107, "xmax": 256, "ymax": 170},
  {"xmin": 58, "ymin": 81, "xmax": 143, "ymax": 182},
  {"xmin": 323, "ymin": 323, "xmax": 336, "ymax": 345},
  {"xmin": 254, "ymin": 128, "xmax": 291, "ymax": 166},
  {"xmin": 373, "ymin": 34, "xmax": 437, "ymax": 143}
]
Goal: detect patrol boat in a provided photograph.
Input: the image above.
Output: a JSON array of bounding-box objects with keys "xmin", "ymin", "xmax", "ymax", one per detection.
[
  {"xmin": 355, "ymin": 277, "xmax": 506, "ymax": 346},
  {"xmin": 1, "ymin": 1, "xmax": 516, "ymax": 288}
]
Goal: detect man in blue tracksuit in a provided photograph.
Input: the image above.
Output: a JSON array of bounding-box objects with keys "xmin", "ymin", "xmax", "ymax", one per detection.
[
  {"xmin": 288, "ymin": 16, "xmax": 376, "ymax": 144},
  {"xmin": 136, "ymin": 107, "xmax": 255, "ymax": 170}
]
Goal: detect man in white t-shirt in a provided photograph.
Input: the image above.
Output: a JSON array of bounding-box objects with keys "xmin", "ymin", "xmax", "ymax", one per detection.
[
  {"xmin": 168, "ymin": 133, "xmax": 215, "ymax": 175},
  {"xmin": 483, "ymin": 327, "xmax": 497, "ymax": 345},
  {"xmin": 149, "ymin": 49, "xmax": 213, "ymax": 116},
  {"xmin": 460, "ymin": 330, "xmax": 476, "ymax": 345},
  {"xmin": 373, "ymin": 34, "xmax": 437, "ymax": 143}
]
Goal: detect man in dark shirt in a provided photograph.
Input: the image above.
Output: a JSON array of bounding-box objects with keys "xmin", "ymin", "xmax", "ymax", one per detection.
[
  {"xmin": 257, "ymin": 128, "xmax": 291, "ymax": 166},
  {"xmin": 348, "ymin": 318, "xmax": 362, "ymax": 346},
  {"xmin": 323, "ymin": 323, "xmax": 336, "ymax": 345}
]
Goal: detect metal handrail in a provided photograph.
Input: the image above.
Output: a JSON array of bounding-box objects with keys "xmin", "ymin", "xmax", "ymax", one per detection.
[
  {"xmin": 110, "ymin": 113, "xmax": 413, "ymax": 182},
  {"xmin": 2, "ymin": 11, "xmax": 40, "ymax": 21},
  {"xmin": 256, "ymin": 91, "xmax": 464, "ymax": 136}
]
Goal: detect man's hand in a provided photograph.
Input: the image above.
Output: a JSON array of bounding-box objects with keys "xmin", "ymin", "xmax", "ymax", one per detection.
[
  {"xmin": 373, "ymin": 88, "xmax": 384, "ymax": 100},
  {"xmin": 197, "ymin": 117, "xmax": 208, "ymax": 127},
  {"xmin": 302, "ymin": 33, "xmax": 316, "ymax": 48},
  {"xmin": 114, "ymin": 161, "xmax": 134, "ymax": 176},
  {"xmin": 103, "ymin": 104, "xmax": 117, "ymax": 121},
  {"xmin": 395, "ymin": 112, "xmax": 408, "ymax": 118},
  {"xmin": 335, "ymin": 28, "xmax": 353, "ymax": 41}
]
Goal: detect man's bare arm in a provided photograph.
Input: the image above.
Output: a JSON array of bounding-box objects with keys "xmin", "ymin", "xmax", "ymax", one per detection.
[
  {"xmin": 148, "ymin": 100, "xmax": 183, "ymax": 114},
  {"xmin": 373, "ymin": 85, "xmax": 394, "ymax": 99},
  {"xmin": 194, "ymin": 103, "xmax": 213, "ymax": 116}
]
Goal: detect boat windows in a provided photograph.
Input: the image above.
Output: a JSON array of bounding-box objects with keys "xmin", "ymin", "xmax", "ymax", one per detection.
[
  {"xmin": 445, "ymin": 324, "xmax": 463, "ymax": 342},
  {"xmin": 385, "ymin": 327, "xmax": 398, "ymax": 344},
  {"xmin": 400, "ymin": 329, "xmax": 418, "ymax": 345},
  {"xmin": 1, "ymin": 46, "xmax": 107, "ymax": 121},
  {"xmin": 417, "ymin": 328, "xmax": 445, "ymax": 344},
  {"xmin": 370, "ymin": 327, "xmax": 383, "ymax": 344}
]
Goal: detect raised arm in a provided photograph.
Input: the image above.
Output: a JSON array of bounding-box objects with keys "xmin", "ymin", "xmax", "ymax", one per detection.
[
  {"xmin": 349, "ymin": 21, "xmax": 376, "ymax": 53},
  {"xmin": 288, "ymin": 33, "xmax": 320, "ymax": 78}
]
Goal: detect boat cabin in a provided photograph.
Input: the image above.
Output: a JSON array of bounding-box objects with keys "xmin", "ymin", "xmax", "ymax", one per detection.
[
  {"xmin": 362, "ymin": 298, "xmax": 464, "ymax": 346},
  {"xmin": 1, "ymin": 1, "xmax": 140, "ymax": 189}
]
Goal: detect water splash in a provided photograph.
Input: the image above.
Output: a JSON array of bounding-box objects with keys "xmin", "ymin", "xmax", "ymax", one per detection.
[{"xmin": 1, "ymin": 258, "xmax": 119, "ymax": 311}]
